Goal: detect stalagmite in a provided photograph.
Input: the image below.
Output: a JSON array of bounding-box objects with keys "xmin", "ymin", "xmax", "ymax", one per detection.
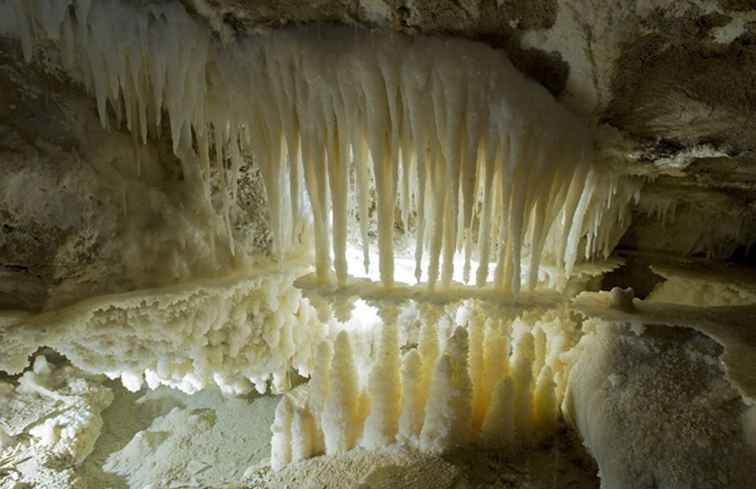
[
  {"xmin": 270, "ymin": 396, "xmax": 293, "ymax": 471},
  {"xmin": 480, "ymin": 377, "xmax": 516, "ymax": 449},
  {"xmin": 308, "ymin": 341, "xmax": 332, "ymax": 455},
  {"xmin": 419, "ymin": 355, "xmax": 457, "ymax": 454},
  {"xmin": 449, "ymin": 327, "xmax": 473, "ymax": 445},
  {"xmin": 269, "ymin": 306, "xmax": 571, "ymax": 468},
  {"xmin": 424, "ymin": 326, "xmax": 473, "ymax": 449},
  {"xmin": 398, "ymin": 349, "xmax": 424, "ymax": 443},
  {"xmin": 533, "ymin": 366, "xmax": 558, "ymax": 440},
  {"xmin": 468, "ymin": 311, "xmax": 487, "ymax": 432},
  {"xmin": 480, "ymin": 319, "xmax": 510, "ymax": 429},
  {"xmin": 291, "ymin": 406, "xmax": 315, "ymax": 462},
  {"xmin": 322, "ymin": 331, "xmax": 360, "ymax": 454},
  {"xmin": 362, "ymin": 310, "xmax": 402, "ymax": 448},
  {"xmin": 511, "ymin": 353, "xmax": 534, "ymax": 446},
  {"xmin": 418, "ymin": 307, "xmax": 440, "ymax": 404},
  {"xmin": 533, "ymin": 326, "xmax": 547, "ymax": 379}
]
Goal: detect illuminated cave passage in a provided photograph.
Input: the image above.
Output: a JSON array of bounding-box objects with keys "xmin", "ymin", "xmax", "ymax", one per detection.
[{"xmin": 0, "ymin": 1, "xmax": 755, "ymax": 489}]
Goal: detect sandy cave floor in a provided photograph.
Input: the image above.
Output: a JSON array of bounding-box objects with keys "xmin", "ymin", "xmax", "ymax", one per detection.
[{"xmin": 71, "ymin": 377, "xmax": 599, "ymax": 489}]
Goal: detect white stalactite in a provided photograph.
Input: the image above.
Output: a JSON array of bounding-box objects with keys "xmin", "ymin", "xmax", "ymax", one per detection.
[{"xmin": 4, "ymin": 1, "xmax": 631, "ymax": 292}]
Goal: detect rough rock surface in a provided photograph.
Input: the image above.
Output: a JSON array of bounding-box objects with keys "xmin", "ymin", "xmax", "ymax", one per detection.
[
  {"xmin": 0, "ymin": 37, "xmax": 272, "ymax": 311},
  {"xmin": 566, "ymin": 322, "xmax": 756, "ymax": 489}
]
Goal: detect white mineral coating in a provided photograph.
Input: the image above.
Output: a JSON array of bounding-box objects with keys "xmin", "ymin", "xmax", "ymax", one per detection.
[
  {"xmin": 609, "ymin": 286, "xmax": 635, "ymax": 312},
  {"xmin": 565, "ymin": 320, "xmax": 756, "ymax": 489},
  {"xmin": 0, "ymin": 265, "xmax": 328, "ymax": 396},
  {"xmin": 647, "ymin": 263, "xmax": 756, "ymax": 307},
  {"xmin": 2, "ymin": 355, "xmax": 114, "ymax": 470}
]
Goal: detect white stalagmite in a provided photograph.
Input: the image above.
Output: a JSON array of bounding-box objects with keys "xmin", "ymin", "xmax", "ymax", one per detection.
[
  {"xmin": 362, "ymin": 309, "xmax": 402, "ymax": 448},
  {"xmin": 272, "ymin": 306, "xmax": 572, "ymax": 468},
  {"xmin": 270, "ymin": 396, "xmax": 293, "ymax": 471},
  {"xmin": 418, "ymin": 307, "xmax": 440, "ymax": 407},
  {"xmin": 480, "ymin": 377, "xmax": 515, "ymax": 449},
  {"xmin": 398, "ymin": 349, "xmax": 424, "ymax": 443},
  {"xmin": 533, "ymin": 366, "xmax": 558, "ymax": 440},
  {"xmin": 446, "ymin": 327, "xmax": 473, "ymax": 445},
  {"xmin": 308, "ymin": 341, "xmax": 332, "ymax": 455},
  {"xmin": 511, "ymin": 353, "xmax": 534, "ymax": 446},
  {"xmin": 291, "ymin": 406, "xmax": 315, "ymax": 462},
  {"xmin": 468, "ymin": 311, "xmax": 486, "ymax": 432},
  {"xmin": 309, "ymin": 341, "xmax": 332, "ymax": 415},
  {"xmin": 533, "ymin": 326, "xmax": 547, "ymax": 379},
  {"xmin": 418, "ymin": 355, "xmax": 457, "ymax": 453},
  {"xmin": 322, "ymin": 331, "xmax": 360, "ymax": 454},
  {"xmin": 418, "ymin": 327, "xmax": 472, "ymax": 451},
  {"xmin": 480, "ymin": 319, "xmax": 511, "ymax": 430},
  {"xmin": 6, "ymin": 0, "xmax": 630, "ymax": 292}
]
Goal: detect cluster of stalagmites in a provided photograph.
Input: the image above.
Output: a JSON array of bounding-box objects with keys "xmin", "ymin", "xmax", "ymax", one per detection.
[
  {"xmin": 270, "ymin": 306, "xmax": 569, "ymax": 470},
  {"xmin": 4, "ymin": 0, "xmax": 638, "ymax": 293}
]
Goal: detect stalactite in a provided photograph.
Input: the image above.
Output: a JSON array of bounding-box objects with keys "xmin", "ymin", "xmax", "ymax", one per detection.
[{"xmin": 5, "ymin": 1, "xmax": 630, "ymax": 293}]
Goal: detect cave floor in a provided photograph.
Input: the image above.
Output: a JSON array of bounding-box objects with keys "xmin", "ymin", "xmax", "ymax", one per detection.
[{"xmin": 74, "ymin": 380, "xmax": 599, "ymax": 489}]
